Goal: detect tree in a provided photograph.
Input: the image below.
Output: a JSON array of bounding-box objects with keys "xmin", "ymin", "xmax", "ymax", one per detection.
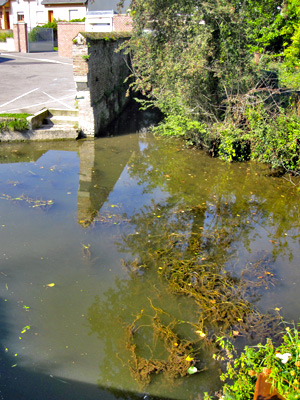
[
  {"xmin": 247, "ymin": 0, "xmax": 300, "ymax": 66},
  {"xmin": 122, "ymin": 0, "xmax": 257, "ymax": 127}
]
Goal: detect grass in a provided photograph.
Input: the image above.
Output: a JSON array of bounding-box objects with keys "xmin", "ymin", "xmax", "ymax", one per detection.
[
  {"xmin": 0, "ymin": 114, "xmax": 31, "ymax": 132},
  {"xmin": 0, "ymin": 113, "xmax": 32, "ymax": 118}
]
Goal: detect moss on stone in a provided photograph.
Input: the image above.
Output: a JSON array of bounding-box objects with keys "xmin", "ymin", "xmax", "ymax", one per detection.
[{"xmin": 81, "ymin": 32, "xmax": 131, "ymax": 41}]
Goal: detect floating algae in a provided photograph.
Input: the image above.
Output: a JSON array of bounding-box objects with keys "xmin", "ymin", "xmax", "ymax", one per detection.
[
  {"xmin": 0, "ymin": 193, "xmax": 54, "ymax": 209},
  {"xmin": 124, "ymin": 302, "xmax": 208, "ymax": 387},
  {"xmin": 79, "ymin": 210, "xmax": 130, "ymax": 228},
  {"xmin": 117, "ymin": 204, "xmax": 281, "ymax": 387}
]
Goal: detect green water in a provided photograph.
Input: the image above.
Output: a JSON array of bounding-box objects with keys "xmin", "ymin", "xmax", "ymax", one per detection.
[{"xmin": 0, "ymin": 133, "xmax": 299, "ymax": 400}]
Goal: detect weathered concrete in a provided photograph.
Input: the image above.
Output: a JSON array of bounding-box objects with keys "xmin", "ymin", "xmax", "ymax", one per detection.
[
  {"xmin": 0, "ymin": 128, "xmax": 78, "ymax": 142},
  {"xmin": 27, "ymin": 108, "xmax": 49, "ymax": 130},
  {"xmin": 73, "ymin": 32, "xmax": 131, "ymax": 137}
]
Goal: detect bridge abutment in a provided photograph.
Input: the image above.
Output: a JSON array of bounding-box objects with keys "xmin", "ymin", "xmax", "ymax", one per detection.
[{"xmin": 73, "ymin": 32, "xmax": 131, "ymax": 137}]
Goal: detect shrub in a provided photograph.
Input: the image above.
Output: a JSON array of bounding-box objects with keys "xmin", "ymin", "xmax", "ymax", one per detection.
[
  {"xmin": 0, "ymin": 30, "xmax": 13, "ymax": 42},
  {"xmin": 246, "ymin": 106, "xmax": 300, "ymax": 172},
  {"xmin": 212, "ymin": 322, "xmax": 300, "ymax": 400}
]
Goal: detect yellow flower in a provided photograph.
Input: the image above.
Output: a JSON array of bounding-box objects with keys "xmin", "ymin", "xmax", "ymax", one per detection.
[
  {"xmin": 185, "ymin": 355, "xmax": 194, "ymax": 362},
  {"xmin": 195, "ymin": 330, "xmax": 206, "ymax": 338}
]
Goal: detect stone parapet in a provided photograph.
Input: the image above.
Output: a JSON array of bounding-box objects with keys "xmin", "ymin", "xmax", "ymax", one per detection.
[{"xmin": 72, "ymin": 32, "xmax": 132, "ymax": 137}]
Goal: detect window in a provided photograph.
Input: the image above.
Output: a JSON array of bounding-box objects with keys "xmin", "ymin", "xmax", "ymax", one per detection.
[
  {"xmin": 17, "ymin": 12, "xmax": 24, "ymax": 22},
  {"xmin": 69, "ymin": 9, "xmax": 79, "ymax": 21},
  {"xmin": 36, "ymin": 11, "xmax": 45, "ymax": 24}
]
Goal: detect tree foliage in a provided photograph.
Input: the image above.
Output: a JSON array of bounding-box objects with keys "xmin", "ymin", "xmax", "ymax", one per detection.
[
  {"xmin": 122, "ymin": 0, "xmax": 258, "ymax": 124},
  {"xmin": 119, "ymin": 0, "xmax": 300, "ymax": 172},
  {"xmin": 249, "ymin": 0, "xmax": 300, "ymax": 66}
]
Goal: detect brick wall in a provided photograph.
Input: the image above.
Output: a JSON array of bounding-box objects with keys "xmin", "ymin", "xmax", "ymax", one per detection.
[
  {"xmin": 113, "ymin": 15, "xmax": 133, "ymax": 32},
  {"xmin": 57, "ymin": 22, "xmax": 85, "ymax": 58},
  {"xmin": 13, "ymin": 23, "xmax": 28, "ymax": 53}
]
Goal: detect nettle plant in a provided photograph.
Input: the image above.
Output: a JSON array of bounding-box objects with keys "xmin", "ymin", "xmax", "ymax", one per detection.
[{"xmin": 210, "ymin": 322, "xmax": 300, "ymax": 400}]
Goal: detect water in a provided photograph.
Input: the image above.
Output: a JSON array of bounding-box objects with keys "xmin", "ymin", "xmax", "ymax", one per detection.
[{"xmin": 0, "ymin": 132, "xmax": 299, "ymax": 400}]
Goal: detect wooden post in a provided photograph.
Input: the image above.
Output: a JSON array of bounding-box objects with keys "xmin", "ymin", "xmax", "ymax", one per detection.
[{"xmin": 254, "ymin": 370, "xmax": 285, "ymax": 400}]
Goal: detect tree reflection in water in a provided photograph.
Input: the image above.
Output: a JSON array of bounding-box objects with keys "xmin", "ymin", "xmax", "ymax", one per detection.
[{"xmin": 86, "ymin": 134, "xmax": 300, "ymax": 390}]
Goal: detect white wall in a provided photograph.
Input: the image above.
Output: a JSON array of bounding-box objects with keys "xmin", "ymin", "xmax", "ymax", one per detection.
[
  {"xmin": 9, "ymin": 0, "xmax": 86, "ymax": 32},
  {"xmin": 50, "ymin": 5, "xmax": 86, "ymax": 22},
  {"xmin": 10, "ymin": 0, "xmax": 46, "ymax": 31}
]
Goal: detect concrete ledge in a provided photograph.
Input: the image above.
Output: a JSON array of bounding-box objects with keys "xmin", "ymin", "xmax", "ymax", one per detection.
[
  {"xmin": 0, "ymin": 127, "xmax": 79, "ymax": 142},
  {"xmin": 48, "ymin": 108, "xmax": 78, "ymax": 117},
  {"xmin": 27, "ymin": 108, "xmax": 49, "ymax": 130}
]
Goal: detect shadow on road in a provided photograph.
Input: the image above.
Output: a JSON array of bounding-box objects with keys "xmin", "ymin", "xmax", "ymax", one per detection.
[{"xmin": 0, "ymin": 56, "xmax": 14, "ymax": 63}]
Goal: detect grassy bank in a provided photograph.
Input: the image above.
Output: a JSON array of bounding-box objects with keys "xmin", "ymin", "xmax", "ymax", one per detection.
[{"xmin": 0, "ymin": 113, "xmax": 31, "ymax": 132}]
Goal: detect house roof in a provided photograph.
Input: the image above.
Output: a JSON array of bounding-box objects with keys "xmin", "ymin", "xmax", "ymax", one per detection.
[
  {"xmin": 88, "ymin": 0, "xmax": 130, "ymax": 13},
  {"xmin": 41, "ymin": 0, "xmax": 86, "ymax": 5},
  {"xmin": 0, "ymin": 0, "xmax": 9, "ymax": 6}
]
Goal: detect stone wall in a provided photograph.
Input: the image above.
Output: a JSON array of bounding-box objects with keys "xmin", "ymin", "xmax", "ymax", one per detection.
[
  {"xmin": 57, "ymin": 22, "xmax": 85, "ymax": 58},
  {"xmin": 72, "ymin": 32, "xmax": 131, "ymax": 137}
]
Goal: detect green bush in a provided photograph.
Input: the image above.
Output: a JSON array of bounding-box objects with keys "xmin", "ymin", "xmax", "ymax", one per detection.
[
  {"xmin": 213, "ymin": 122, "xmax": 250, "ymax": 162},
  {"xmin": 153, "ymin": 114, "xmax": 207, "ymax": 138},
  {"xmin": 70, "ymin": 18, "xmax": 85, "ymax": 22},
  {"xmin": 28, "ymin": 21, "xmax": 57, "ymax": 42},
  {"xmin": 0, "ymin": 30, "xmax": 13, "ymax": 42},
  {"xmin": 246, "ymin": 106, "xmax": 300, "ymax": 172},
  {"xmin": 212, "ymin": 322, "xmax": 300, "ymax": 400}
]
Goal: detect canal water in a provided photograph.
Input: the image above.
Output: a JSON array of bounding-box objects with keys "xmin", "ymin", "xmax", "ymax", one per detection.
[{"xmin": 0, "ymin": 130, "xmax": 299, "ymax": 400}]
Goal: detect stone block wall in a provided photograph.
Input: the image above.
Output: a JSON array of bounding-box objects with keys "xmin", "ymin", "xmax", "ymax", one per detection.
[
  {"xmin": 13, "ymin": 23, "xmax": 28, "ymax": 53},
  {"xmin": 57, "ymin": 22, "xmax": 85, "ymax": 58},
  {"xmin": 72, "ymin": 32, "xmax": 132, "ymax": 137}
]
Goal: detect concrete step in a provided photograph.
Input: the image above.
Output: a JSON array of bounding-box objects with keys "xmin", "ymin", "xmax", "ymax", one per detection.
[
  {"xmin": 35, "ymin": 125, "xmax": 79, "ymax": 140},
  {"xmin": 48, "ymin": 108, "xmax": 78, "ymax": 117},
  {"xmin": 44, "ymin": 115, "xmax": 78, "ymax": 127}
]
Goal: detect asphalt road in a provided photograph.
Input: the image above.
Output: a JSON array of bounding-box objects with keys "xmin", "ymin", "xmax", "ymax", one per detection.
[{"xmin": 0, "ymin": 51, "xmax": 76, "ymax": 114}]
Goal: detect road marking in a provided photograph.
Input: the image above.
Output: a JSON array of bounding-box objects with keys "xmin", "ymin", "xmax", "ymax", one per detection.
[
  {"xmin": 0, "ymin": 88, "xmax": 40, "ymax": 108},
  {"xmin": 42, "ymin": 91, "xmax": 74, "ymax": 110},
  {"xmin": 1, "ymin": 94, "xmax": 76, "ymax": 113},
  {"xmin": 0, "ymin": 53, "xmax": 72, "ymax": 66}
]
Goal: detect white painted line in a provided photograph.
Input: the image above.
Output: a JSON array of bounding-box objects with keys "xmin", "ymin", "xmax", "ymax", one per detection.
[
  {"xmin": 0, "ymin": 88, "xmax": 40, "ymax": 108},
  {"xmin": 0, "ymin": 53, "xmax": 72, "ymax": 66},
  {"xmin": 1, "ymin": 94, "xmax": 75, "ymax": 113},
  {"xmin": 42, "ymin": 91, "xmax": 74, "ymax": 110}
]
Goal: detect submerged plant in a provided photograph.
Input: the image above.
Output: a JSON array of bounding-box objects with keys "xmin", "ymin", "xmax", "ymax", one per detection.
[
  {"xmin": 118, "ymin": 204, "xmax": 281, "ymax": 387},
  {"xmin": 125, "ymin": 301, "xmax": 208, "ymax": 387}
]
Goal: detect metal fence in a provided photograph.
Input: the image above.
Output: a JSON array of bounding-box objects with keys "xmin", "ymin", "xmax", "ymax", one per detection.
[{"xmin": 28, "ymin": 27, "xmax": 53, "ymax": 52}]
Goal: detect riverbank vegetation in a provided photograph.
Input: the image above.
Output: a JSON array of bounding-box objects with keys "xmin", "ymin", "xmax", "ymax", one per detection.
[
  {"xmin": 0, "ymin": 113, "xmax": 30, "ymax": 132},
  {"xmin": 120, "ymin": 0, "xmax": 300, "ymax": 175}
]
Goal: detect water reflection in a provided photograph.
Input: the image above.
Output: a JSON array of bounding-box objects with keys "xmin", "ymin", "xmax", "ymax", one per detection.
[
  {"xmin": 0, "ymin": 132, "xmax": 299, "ymax": 400},
  {"xmin": 77, "ymin": 135, "xmax": 139, "ymax": 227}
]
